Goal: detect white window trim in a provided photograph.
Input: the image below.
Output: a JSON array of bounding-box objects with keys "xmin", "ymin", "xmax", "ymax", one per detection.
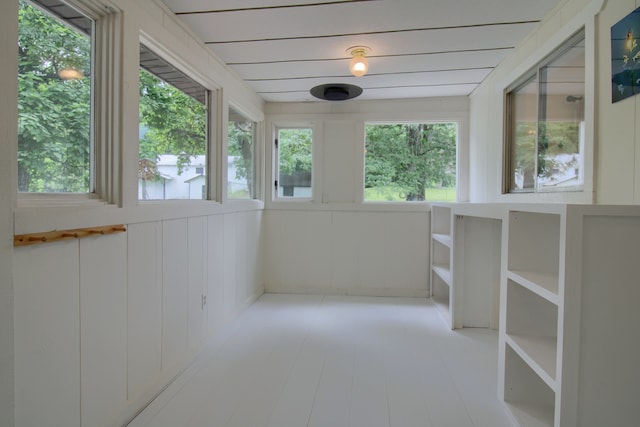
[
  {"xmin": 269, "ymin": 122, "xmax": 320, "ymax": 205},
  {"xmin": 361, "ymin": 117, "xmax": 467, "ymax": 205},
  {"xmin": 503, "ymin": 30, "xmax": 586, "ymax": 195},
  {"xmin": 137, "ymin": 34, "xmax": 217, "ymax": 204},
  {"xmin": 17, "ymin": 0, "xmax": 123, "ymax": 209},
  {"xmin": 225, "ymin": 102, "xmax": 263, "ymax": 203},
  {"xmin": 497, "ymin": 0, "xmax": 603, "ymax": 203}
]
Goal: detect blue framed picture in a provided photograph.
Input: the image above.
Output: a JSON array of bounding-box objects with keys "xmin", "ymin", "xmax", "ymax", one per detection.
[{"xmin": 611, "ymin": 6, "xmax": 640, "ymax": 103}]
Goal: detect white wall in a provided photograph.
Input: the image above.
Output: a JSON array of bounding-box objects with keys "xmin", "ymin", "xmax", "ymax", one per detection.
[
  {"xmin": 1, "ymin": 0, "xmax": 266, "ymax": 425},
  {"xmin": 469, "ymin": 0, "xmax": 640, "ymax": 205},
  {"xmin": 263, "ymin": 98, "xmax": 469, "ymax": 296},
  {"xmin": 13, "ymin": 210, "xmax": 263, "ymax": 427},
  {"xmin": 264, "ymin": 209, "xmax": 430, "ymax": 297},
  {"xmin": 596, "ymin": 0, "xmax": 640, "ymax": 204},
  {"xmin": 0, "ymin": 1, "xmax": 17, "ymax": 424}
]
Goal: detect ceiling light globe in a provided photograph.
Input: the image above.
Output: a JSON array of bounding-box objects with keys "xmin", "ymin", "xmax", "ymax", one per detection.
[{"xmin": 349, "ymin": 54, "xmax": 368, "ymax": 77}]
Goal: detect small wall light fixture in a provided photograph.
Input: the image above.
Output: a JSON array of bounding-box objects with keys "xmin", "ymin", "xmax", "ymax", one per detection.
[
  {"xmin": 58, "ymin": 68, "xmax": 84, "ymax": 80},
  {"xmin": 347, "ymin": 46, "xmax": 371, "ymax": 77}
]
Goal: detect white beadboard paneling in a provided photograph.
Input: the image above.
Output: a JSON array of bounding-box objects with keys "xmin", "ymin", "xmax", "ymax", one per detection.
[
  {"xmin": 235, "ymin": 212, "xmax": 249, "ymax": 308},
  {"xmin": 13, "ymin": 241, "xmax": 81, "ymax": 427},
  {"xmin": 0, "ymin": 3, "xmax": 16, "ymax": 424},
  {"xmin": 262, "ymin": 211, "xmax": 289, "ymax": 289},
  {"xmin": 188, "ymin": 216, "xmax": 207, "ymax": 355},
  {"xmin": 578, "ymin": 215, "xmax": 640, "ymax": 427},
  {"xmin": 352, "ymin": 213, "xmax": 390, "ymax": 292},
  {"xmin": 330, "ymin": 212, "xmax": 360, "ymax": 291},
  {"xmin": 304, "ymin": 212, "xmax": 333, "ymax": 292},
  {"xmin": 265, "ymin": 210, "xmax": 333, "ymax": 292},
  {"xmin": 379, "ymin": 212, "xmax": 429, "ymax": 295},
  {"xmin": 245, "ymin": 210, "xmax": 264, "ymax": 299},
  {"xmin": 80, "ymin": 233, "xmax": 128, "ymax": 426},
  {"xmin": 162, "ymin": 218, "xmax": 189, "ymax": 376},
  {"xmin": 127, "ymin": 222, "xmax": 163, "ymax": 400},
  {"xmin": 207, "ymin": 214, "xmax": 225, "ymax": 334},
  {"xmin": 223, "ymin": 213, "xmax": 237, "ymax": 321},
  {"xmin": 323, "ymin": 121, "xmax": 357, "ymax": 203},
  {"xmin": 265, "ymin": 210, "xmax": 430, "ymax": 296}
]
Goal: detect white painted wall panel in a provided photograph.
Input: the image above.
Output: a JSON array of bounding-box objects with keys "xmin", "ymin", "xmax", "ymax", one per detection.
[
  {"xmin": 162, "ymin": 219, "xmax": 189, "ymax": 377},
  {"xmin": 349, "ymin": 212, "xmax": 389, "ymax": 292},
  {"xmin": 235, "ymin": 212, "xmax": 249, "ymax": 308},
  {"xmin": 188, "ymin": 216, "xmax": 207, "ymax": 355},
  {"xmin": 0, "ymin": 4, "xmax": 16, "ymax": 424},
  {"xmin": 380, "ymin": 212, "xmax": 430, "ymax": 293},
  {"xmin": 323, "ymin": 121, "xmax": 358, "ymax": 203},
  {"xmin": 265, "ymin": 210, "xmax": 429, "ymax": 297},
  {"xmin": 14, "ymin": 241, "xmax": 81, "ymax": 427},
  {"xmin": 127, "ymin": 222, "xmax": 162, "ymax": 400},
  {"xmin": 207, "ymin": 215, "xmax": 226, "ymax": 334},
  {"xmin": 469, "ymin": 0, "xmax": 640, "ymax": 204},
  {"xmin": 80, "ymin": 233, "xmax": 128, "ymax": 427},
  {"xmin": 264, "ymin": 211, "xmax": 333, "ymax": 293},
  {"xmin": 596, "ymin": 0, "xmax": 639, "ymax": 204},
  {"xmin": 223, "ymin": 214, "xmax": 237, "ymax": 322},
  {"xmin": 330, "ymin": 212, "xmax": 360, "ymax": 291},
  {"xmin": 578, "ymin": 215, "xmax": 640, "ymax": 426},
  {"xmin": 246, "ymin": 210, "xmax": 264, "ymax": 299}
]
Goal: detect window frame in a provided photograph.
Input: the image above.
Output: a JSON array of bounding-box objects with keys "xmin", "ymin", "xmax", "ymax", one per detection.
[
  {"xmin": 503, "ymin": 29, "xmax": 586, "ymax": 195},
  {"xmin": 17, "ymin": 0, "xmax": 96, "ymax": 198},
  {"xmin": 272, "ymin": 124, "xmax": 317, "ymax": 202},
  {"xmin": 16, "ymin": 0, "xmax": 121, "ymax": 208},
  {"xmin": 227, "ymin": 105, "xmax": 258, "ymax": 201},
  {"xmin": 137, "ymin": 42, "xmax": 212, "ymax": 202},
  {"xmin": 362, "ymin": 120, "xmax": 461, "ymax": 204}
]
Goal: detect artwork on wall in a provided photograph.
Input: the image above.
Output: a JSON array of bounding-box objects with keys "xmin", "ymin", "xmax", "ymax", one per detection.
[{"xmin": 611, "ymin": 7, "xmax": 640, "ymax": 103}]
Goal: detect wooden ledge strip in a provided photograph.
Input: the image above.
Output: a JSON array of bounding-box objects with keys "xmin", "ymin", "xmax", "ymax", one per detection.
[{"xmin": 14, "ymin": 224, "xmax": 127, "ymax": 247}]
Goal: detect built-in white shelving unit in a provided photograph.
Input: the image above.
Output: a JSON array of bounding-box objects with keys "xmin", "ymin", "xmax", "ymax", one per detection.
[
  {"xmin": 499, "ymin": 204, "xmax": 640, "ymax": 427},
  {"xmin": 430, "ymin": 204, "xmax": 453, "ymax": 326},
  {"xmin": 430, "ymin": 203, "xmax": 502, "ymax": 329},
  {"xmin": 431, "ymin": 203, "xmax": 640, "ymax": 426}
]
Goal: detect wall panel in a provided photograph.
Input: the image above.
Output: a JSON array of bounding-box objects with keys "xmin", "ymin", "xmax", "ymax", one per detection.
[
  {"xmin": 14, "ymin": 241, "xmax": 81, "ymax": 427},
  {"xmin": 188, "ymin": 216, "xmax": 207, "ymax": 355},
  {"xmin": 223, "ymin": 214, "xmax": 238, "ymax": 322},
  {"xmin": 207, "ymin": 214, "xmax": 226, "ymax": 335},
  {"xmin": 127, "ymin": 221, "xmax": 162, "ymax": 400},
  {"xmin": 80, "ymin": 233, "xmax": 128, "ymax": 426},
  {"xmin": 264, "ymin": 210, "xmax": 429, "ymax": 297},
  {"xmin": 162, "ymin": 218, "xmax": 189, "ymax": 377}
]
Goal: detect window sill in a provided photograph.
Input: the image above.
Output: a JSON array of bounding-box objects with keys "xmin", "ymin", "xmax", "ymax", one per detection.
[{"xmin": 17, "ymin": 193, "xmax": 108, "ymax": 209}]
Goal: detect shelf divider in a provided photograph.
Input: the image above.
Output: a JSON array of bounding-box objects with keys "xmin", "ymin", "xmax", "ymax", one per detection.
[
  {"xmin": 507, "ymin": 270, "xmax": 559, "ymax": 305},
  {"xmin": 505, "ymin": 335, "xmax": 557, "ymax": 392}
]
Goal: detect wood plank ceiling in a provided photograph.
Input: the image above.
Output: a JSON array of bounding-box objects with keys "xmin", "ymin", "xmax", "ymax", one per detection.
[{"xmin": 159, "ymin": 0, "xmax": 563, "ymax": 103}]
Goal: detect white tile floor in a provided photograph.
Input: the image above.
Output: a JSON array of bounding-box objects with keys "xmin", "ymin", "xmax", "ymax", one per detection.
[{"xmin": 128, "ymin": 294, "xmax": 514, "ymax": 427}]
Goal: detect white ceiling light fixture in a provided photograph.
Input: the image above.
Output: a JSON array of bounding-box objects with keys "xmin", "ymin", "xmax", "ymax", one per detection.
[
  {"xmin": 347, "ymin": 46, "xmax": 371, "ymax": 77},
  {"xmin": 58, "ymin": 68, "xmax": 84, "ymax": 80}
]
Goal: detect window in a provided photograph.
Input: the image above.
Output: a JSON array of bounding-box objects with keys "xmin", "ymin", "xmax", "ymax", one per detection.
[
  {"xmin": 138, "ymin": 44, "xmax": 209, "ymax": 200},
  {"xmin": 505, "ymin": 30, "xmax": 585, "ymax": 193},
  {"xmin": 364, "ymin": 122, "xmax": 457, "ymax": 202},
  {"xmin": 275, "ymin": 128, "xmax": 313, "ymax": 199},
  {"xmin": 228, "ymin": 107, "xmax": 256, "ymax": 199},
  {"xmin": 17, "ymin": 0, "xmax": 94, "ymax": 193}
]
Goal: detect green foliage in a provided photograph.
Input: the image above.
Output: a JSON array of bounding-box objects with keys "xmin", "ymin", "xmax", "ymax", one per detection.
[
  {"xmin": 365, "ymin": 186, "xmax": 456, "ymax": 202},
  {"xmin": 278, "ymin": 128, "xmax": 312, "ymax": 175},
  {"xmin": 513, "ymin": 120, "xmax": 581, "ymax": 189},
  {"xmin": 138, "ymin": 69, "xmax": 207, "ymax": 176},
  {"xmin": 228, "ymin": 119, "xmax": 254, "ymax": 198},
  {"xmin": 18, "ymin": 0, "xmax": 92, "ymax": 192},
  {"xmin": 365, "ymin": 123, "xmax": 457, "ymax": 201},
  {"xmin": 537, "ymin": 121, "xmax": 580, "ymax": 178}
]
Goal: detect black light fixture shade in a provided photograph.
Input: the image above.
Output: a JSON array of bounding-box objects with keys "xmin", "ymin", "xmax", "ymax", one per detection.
[{"xmin": 310, "ymin": 83, "xmax": 362, "ymax": 101}]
